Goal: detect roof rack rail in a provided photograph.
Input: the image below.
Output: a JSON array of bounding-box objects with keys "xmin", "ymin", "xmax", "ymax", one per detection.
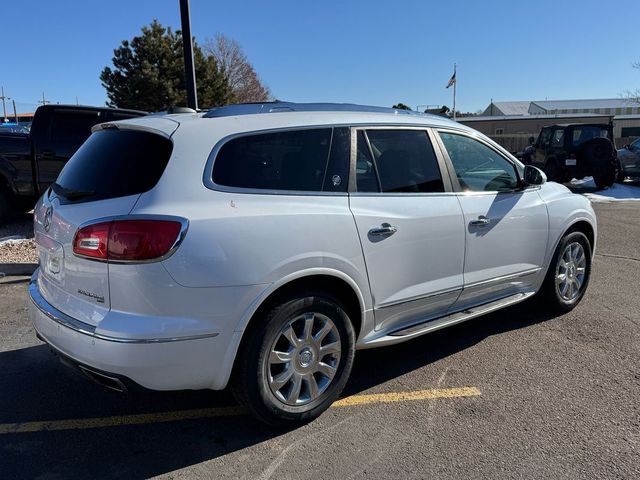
[{"xmin": 203, "ymin": 102, "xmax": 428, "ymax": 118}]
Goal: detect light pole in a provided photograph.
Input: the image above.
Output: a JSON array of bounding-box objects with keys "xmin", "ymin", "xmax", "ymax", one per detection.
[
  {"xmin": 0, "ymin": 86, "xmax": 9, "ymax": 122},
  {"xmin": 179, "ymin": 0, "xmax": 198, "ymax": 110}
]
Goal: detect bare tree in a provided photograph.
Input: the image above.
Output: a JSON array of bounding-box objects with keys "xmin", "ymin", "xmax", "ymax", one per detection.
[
  {"xmin": 204, "ymin": 34, "xmax": 272, "ymax": 103},
  {"xmin": 624, "ymin": 61, "xmax": 640, "ymax": 105}
]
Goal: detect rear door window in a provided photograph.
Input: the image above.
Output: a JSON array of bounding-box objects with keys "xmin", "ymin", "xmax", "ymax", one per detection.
[
  {"xmin": 213, "ymin": 128, "xmax": 344, "ymax": 192},
  {"xmin": 356, "ymin": 129, "xmax": 445, "ymax": 193},
  {"xmin": 54, "ymin": 128, "xmax": 173, "ymax": 204}
]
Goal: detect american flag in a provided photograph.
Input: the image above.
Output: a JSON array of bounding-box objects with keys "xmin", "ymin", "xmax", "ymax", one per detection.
[{"xmin": 446, "ymin": 69, "xmax": 456, "ymax": 88}]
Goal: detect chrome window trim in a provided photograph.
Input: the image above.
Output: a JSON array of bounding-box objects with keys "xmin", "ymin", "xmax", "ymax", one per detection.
[
  {"xmin": 72, "ymin": 214, "xmax": 189, "ymax": 265},
  {"xmin": 30, "ymin": 270, "xmax": 219, "ymax": 343},
  {"xmin": 202, "ymin": 122, "xmax": 457, "ymax": 197}
]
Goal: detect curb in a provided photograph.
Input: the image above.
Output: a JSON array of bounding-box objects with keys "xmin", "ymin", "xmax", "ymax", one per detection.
[{"xmin": 0, "ymin": 263, "xmax": 38, "ymax": 277}]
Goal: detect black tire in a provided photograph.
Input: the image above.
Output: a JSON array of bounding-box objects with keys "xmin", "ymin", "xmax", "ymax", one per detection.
[
  {"xmin": 593, "ymin": 168, "xmax": 616, "ymax": 189},
  {"xmin": 615, "ymin": 159, "xmax": 626, "ymax": 184},
  {"xmin": 0, "ymin": 188, "xmax": 12, "ymax": 224},
  {"xmin": 544, "ymin": 159, "xmax": 562, "ymax": 183},
  {"xmin": 536, "ymin": 231, "xmax": 592, "ymax": 314},
  {"xmin": 231, "ymin": 293, "xmax": 356, "ymax": 426}
]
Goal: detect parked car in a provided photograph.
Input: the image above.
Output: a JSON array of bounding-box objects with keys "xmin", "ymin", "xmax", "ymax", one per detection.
[
  {"xmin": 29, "ymin": 103, "xmax": 596, "ymax": 426},
  {"xmin": 0, "ymin": 123, "xmax": 30, "ymax": 134},
  {"xmin": 530, "ymin": 123, "xmax": 617, "ymax": 189},
  {"xmin": 616, "ymin": 137, "xmax": 640, "ymax": 181},
  {"xmin": 0, "ymin": 104, "xmax": 145, "ymax": 221}
]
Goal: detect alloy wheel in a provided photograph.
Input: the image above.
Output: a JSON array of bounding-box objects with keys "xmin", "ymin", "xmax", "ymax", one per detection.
[
  {"xmin": 555, "ymin": 241, "xmax": 587, "ymax": 301},
  {"xmin": 266, "ymin": 312, "xmax": 341, "ymax": 406}
]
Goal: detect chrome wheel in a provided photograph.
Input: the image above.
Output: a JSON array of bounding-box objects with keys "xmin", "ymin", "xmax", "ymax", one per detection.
[
  {"xmin": 556, "ymin": 241, "xmax": 587, "ymax": 301},
  {"xmin": 266, "ymin": 312, "xmax": 341, "ymax": 406}
]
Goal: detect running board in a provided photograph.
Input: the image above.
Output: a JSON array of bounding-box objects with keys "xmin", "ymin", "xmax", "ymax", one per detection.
[{"xmin": 360, "ymin": 291, "xmax": 536, "ymax": 348}]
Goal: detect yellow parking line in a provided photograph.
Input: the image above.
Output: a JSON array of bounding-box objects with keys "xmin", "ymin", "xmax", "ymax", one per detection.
[
  {"xmin": 331, "ymin": 386, "xmax": 481, "ymax": 407},
  {"xmin": 0, "ymin": 387, "xmax": 480, "ymax": 435}
]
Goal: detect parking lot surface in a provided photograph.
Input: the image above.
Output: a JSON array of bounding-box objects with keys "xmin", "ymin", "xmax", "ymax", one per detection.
[{"xmin": 0, "ymin": 202, "xmax": 638, "ymax": 479}]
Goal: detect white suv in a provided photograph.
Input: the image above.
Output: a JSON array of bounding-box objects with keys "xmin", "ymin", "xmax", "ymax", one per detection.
[{"xmin": 30, "ymin": 103, "xmax": 596, "ymax": 425}]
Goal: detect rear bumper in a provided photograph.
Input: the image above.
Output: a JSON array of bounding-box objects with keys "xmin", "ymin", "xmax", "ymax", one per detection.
[{"xmin": 29, "ymin": 269, "xmax": 238, "ymax": 391}]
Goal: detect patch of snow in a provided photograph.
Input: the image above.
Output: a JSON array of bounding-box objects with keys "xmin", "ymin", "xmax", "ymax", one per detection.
[
  {"xmin": 582, "ymin": 181, "xmax": 640, "ymax": 202},
  {"xmin": 0, "ymin": 236, "xmax": 29, "ymax": 246}
]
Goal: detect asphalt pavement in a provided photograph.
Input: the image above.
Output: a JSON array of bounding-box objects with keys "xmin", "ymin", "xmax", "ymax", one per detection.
[{"xmin": 0, "ymin": 202, "xmax": 638, "ymax": 479}]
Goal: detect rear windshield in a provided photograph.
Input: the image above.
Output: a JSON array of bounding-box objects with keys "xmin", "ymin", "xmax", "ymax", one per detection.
[
  {"xmin": 571, "ymin": 126, "xmax": 609, "ymax": 146},
  {"xmin": 53, "ymin": 128, "xmax": 173, "ymax": 203}
]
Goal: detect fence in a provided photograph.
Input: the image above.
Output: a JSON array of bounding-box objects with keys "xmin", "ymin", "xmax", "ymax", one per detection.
[{"xmin": 489, "ymin": 134, "xmax": 639, "ymax": 154}]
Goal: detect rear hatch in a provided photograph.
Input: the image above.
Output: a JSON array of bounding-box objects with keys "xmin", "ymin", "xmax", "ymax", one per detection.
[{"xmin": 34, "ymin": 124, "xmax": 175, "ymax": 326}]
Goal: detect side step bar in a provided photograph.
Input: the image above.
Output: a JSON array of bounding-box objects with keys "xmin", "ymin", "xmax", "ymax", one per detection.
[{"xmin": 362, "ymin": 291, "xmax": 536, "ymax": 348}]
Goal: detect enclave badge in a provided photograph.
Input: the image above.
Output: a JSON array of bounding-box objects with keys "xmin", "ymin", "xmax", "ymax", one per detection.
[{"xmin": 43, "ymin": 206, "xmax": 53, "ymax": 232}]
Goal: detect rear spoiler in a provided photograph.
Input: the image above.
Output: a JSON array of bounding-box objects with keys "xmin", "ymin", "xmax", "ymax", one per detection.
[{"xmin": 92, "ymin": 116, "xmax": 180, "ymax": 139}]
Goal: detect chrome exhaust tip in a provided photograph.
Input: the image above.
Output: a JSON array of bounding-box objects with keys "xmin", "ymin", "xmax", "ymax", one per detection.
[{"xmin": 77, "ymin": 365, "xmax": 128, "ymax": 393}]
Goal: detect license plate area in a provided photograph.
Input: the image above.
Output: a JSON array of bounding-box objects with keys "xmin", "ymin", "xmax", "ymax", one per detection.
[
  {"xmin": 565, "ymin": 159, "xmax": 577, "ymax": 166},
  {"xmin": 36, "ymin": 233, "xmax": 65, "ymax": 283}
]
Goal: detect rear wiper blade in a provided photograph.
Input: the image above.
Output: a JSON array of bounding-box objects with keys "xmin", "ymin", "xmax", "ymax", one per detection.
[{"xmin": 51, "ymin": 182, "xmax": 96, "ymax": 200}]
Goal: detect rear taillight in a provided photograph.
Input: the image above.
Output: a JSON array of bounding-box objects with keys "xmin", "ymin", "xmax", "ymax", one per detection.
[{"xmin": 73, "ymin": 219, "xmax": 184, "ymax": 262}]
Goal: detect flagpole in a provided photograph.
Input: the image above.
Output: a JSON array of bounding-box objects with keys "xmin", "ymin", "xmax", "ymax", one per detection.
[{"xmin": 452, "ymin": 63, "xmax": 457, "ymax": 121}]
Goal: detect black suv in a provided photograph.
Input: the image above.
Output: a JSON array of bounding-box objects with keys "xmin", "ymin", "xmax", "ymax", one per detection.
[{"xmin": 528, "ymin": 123, "xmax": 617, "ymax": 189}]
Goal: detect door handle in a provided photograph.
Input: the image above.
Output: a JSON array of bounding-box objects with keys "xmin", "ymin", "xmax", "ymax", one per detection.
[
  {"xmin": 368, "ymin": 223, "xmax": 397, "ymax": 237},
  {"xmin": 39, "ymin": 150, "xmax": 55, "ymax": 159},
  {"xmin": 469, "ymin": 215, "xmax": 491, "ymax": 227}
]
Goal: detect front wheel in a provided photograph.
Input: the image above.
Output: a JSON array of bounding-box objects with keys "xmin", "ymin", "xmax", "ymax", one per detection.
[
  {"xmin": 615, "ymin": 159, "xmax": 626, "ymax": 183},
  {"xmin": 537, "ymin": 231, "xmax": 592, "ymax": 314},
  {"xmin": 231, "ymin": 294, "xmax": 356, "ymax": 426}
]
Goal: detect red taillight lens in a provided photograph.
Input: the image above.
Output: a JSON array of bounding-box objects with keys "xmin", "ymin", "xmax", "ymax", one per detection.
[
  {"xmin": 73, "ymin": 222, "xmax": 110, "ymax": 259},
  {"xmin": 73, "ymin": 220, "xmax": 183, "ymax": 262},
  {"xmin": 108, "ymin": 220, "xmax": 182, "ymax": 261}
]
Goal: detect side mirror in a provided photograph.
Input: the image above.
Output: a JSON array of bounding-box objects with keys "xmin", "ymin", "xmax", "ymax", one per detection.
[
  {"xmin": 523, "ymin": 165, "xmax": 546, "ymax": 186},
  {"xmin": 624, "ymin": 144, "xmax": 630, "ymax": 150}
]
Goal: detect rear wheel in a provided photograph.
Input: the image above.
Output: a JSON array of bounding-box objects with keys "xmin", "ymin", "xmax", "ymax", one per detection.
[
  {"xmin": 231, "ymin": 293, "xmax": 355, "ymax": 426},
  {"xmin": 537, "ymin": 231, "xmax": 592, "ymax": 314}
]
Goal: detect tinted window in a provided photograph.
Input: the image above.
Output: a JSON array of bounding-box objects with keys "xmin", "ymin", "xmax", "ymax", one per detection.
[
  {"xmin": 362, "ymin": 130, "xmax": 444, "ymax": 193},
  {"xmin": 355, "ymin": 131, "xmax": 379, "ymax": 192},
  {"xmin": 538, "ymin": 128, "xmax": 552, "ymax": 147},
  {"xmin": 552, "ymin": 129, "xmax": 565, "ymax": 147},
  {"xmin": 213, "ymin": 129, "xmax": 333, "ymax": 192},
  {"xmin": 439, "ymin": 132, "xmax": 518, "ymax": 192},
  {"xmin": 54, "ymin": 129, "xmax": 173, "ymax": 203}
]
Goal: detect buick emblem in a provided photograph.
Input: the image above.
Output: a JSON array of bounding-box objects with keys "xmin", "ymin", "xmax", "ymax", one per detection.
[{"xmin": 43, "ymin": 206, "xmax": 53, "ymax": 232}]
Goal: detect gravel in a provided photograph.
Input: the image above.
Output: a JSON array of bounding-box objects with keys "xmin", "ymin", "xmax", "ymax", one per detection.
[
  {"xmin": 0, "ymin": 238, "xmax": 37, "ymax": 264},
  {"xmin": 0, "ymin": 213, "xmax": 36, "ymax": 264}
]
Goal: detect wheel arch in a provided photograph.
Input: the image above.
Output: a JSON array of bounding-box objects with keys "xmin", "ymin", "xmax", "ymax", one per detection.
[
  {"xmin": 222, "ymin": 270, "xmax": 366, "ymax": 389},
  {"xmin": 565, "ymin": 220, "xmax": 595, "ymax": 254}
]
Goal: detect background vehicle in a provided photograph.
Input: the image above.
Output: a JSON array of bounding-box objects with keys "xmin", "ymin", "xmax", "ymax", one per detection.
[
  {"xmin": 0, "ymin": 104, "xmax": 145, "ymax": 221},
  {"xmin": 530, "ymin": 123, "xmax": 617, "ymax": 189},
  {"xmin": 29, "ymin": 103, "xmax": 596, "ymax": 426},
  {"xmin": 0, "ymin": 123, "xmax": 30, "ymax": 134},
  {"xmin": 616, "ymin": 137, "xmax": 640, "ymax": 181}
]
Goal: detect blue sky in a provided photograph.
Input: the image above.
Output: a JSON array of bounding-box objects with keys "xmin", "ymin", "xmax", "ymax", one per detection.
[{"xmin": 2, "ymin": 0, "xmax": 638, "ymax": 113}]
